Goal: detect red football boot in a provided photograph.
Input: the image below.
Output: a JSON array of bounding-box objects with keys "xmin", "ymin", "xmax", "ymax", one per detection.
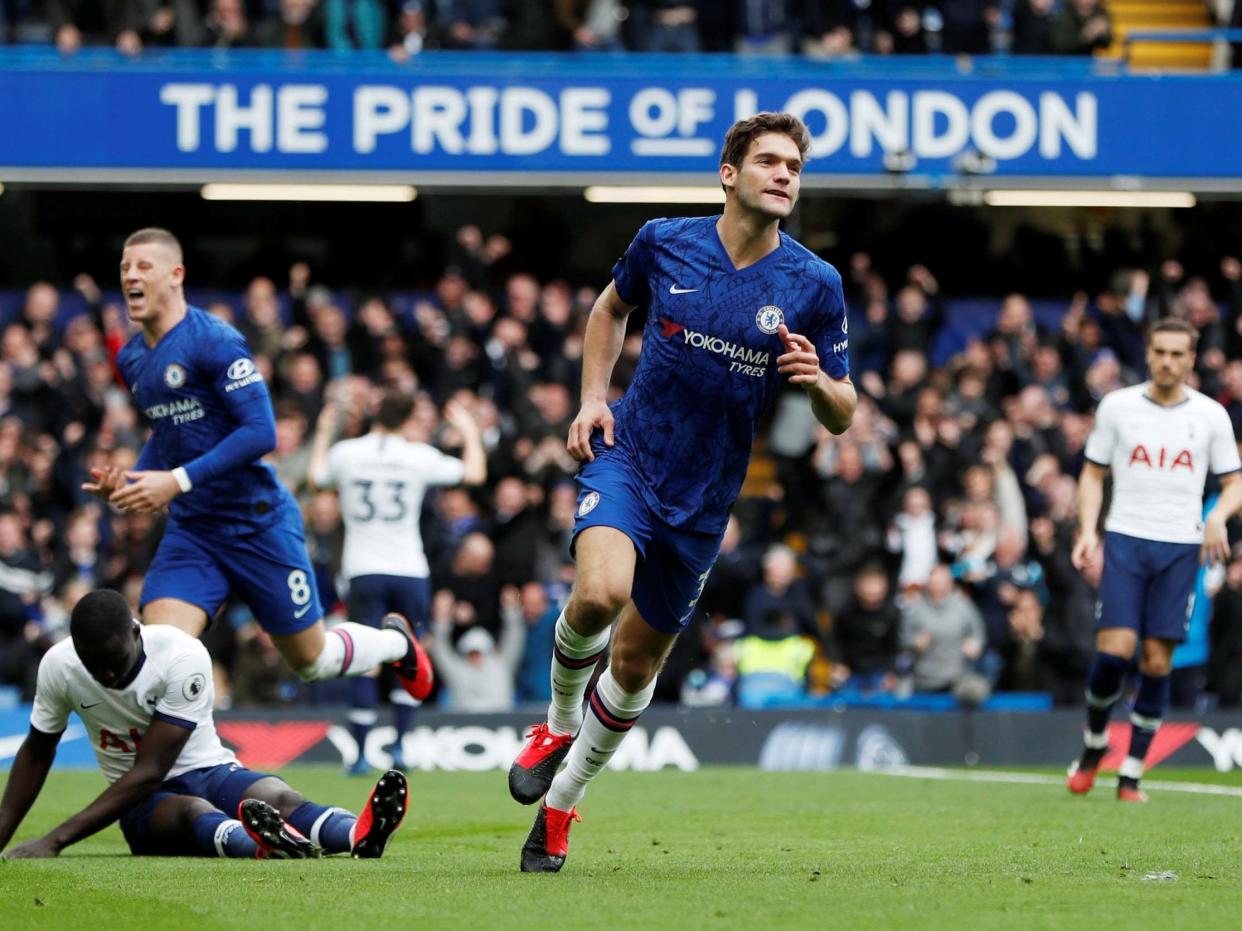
[
  {"xmin": 1066, "ymin": 759, "xmax": 1098, "ymax": 795},
  {"xmin": 1117, "ymin": 778, "xmax": 1149, "ymax": 803},
  {"xmin": 1067, "ymin": 746, "xmax": 1106, "ymax": 795},
  {"xmin": 520, "ymin": 804, "xmax": 581, "ymax": 873},
  {"xmin": 352, "ymin": 769, "xmax": 409, "ymax": 858},
  {"xmin": 383, "ymin": 613, "xmax": 434, "ymax": 701},
  {"xmin": 509, "ymin": 723, "xmax": 575, "ymax": 805}
]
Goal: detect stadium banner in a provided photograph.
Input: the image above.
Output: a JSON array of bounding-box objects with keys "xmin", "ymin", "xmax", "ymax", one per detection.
[
  {"xmin": 0, "ymin": 51, "xmax": 1240, "ymax": 183},
  {"xmin": 4, "ymin": 706, "xmax": 1241, "ymax": 773}
]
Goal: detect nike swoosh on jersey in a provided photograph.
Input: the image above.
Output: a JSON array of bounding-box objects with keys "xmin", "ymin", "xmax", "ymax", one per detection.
[
  {"xmin": 669, "ymin": 285, "xmax": 699, "ymax": 294},
  {"xmin": 293, "ymin": 604, "xmax": 312, "ymax": 619},
  {"xmin": 81, "ymin": 701, "xmax": 102, "ymax": 709}
]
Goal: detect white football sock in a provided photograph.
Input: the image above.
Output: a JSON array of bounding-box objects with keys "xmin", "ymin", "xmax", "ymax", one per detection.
[
  {"xmin": 295, "ymin": 623, "xmax": 409, "ymax": 681},
  {"xmin": 546, "ymin": 668, "xmax": 654, "ymax": 812},
  {"xmin": 547, "ymin": 611, "xmax": 610, "ymax": 736},
  {"xmin": 1118, "ymin": 756, "xmax": 1145, "ymax": 780}
]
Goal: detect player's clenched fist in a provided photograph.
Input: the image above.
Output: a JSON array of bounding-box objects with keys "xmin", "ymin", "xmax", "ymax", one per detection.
[
  {"xmin": 567, "ymin": 398, "xmax": 614, "ymax": 463},
  {"xmin": 776, "ymin": 324, "xmax": 822, "ymax": 387}
]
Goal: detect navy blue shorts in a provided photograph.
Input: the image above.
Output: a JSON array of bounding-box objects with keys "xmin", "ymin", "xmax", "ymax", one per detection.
[
  {"xmin": 573, "ymin": 451, "xmax": 724, "ymax": 634},
  {"xmin": 119, "ymin": 762, "xmax": 271, "ymax": 856},
  {"xmin": 141, "ymin": 514, "xmax": 323, "ymax": 636},
  {"xmin": 1097, "ymin": 530, "xmax": 1200, "ymax": 643},
  {"xmin": 348, "ymin": 574, "xmax": 432, "ymax": 636}
]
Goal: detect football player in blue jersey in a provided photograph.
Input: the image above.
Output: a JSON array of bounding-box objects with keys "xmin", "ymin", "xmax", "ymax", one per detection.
[
  {"xmin": 81, "ymin": 229, "xmax": 432, "ymax": 704},
  {"xmin": 510, "ymin": 113, "xmax": 857, "ymax": 872}
]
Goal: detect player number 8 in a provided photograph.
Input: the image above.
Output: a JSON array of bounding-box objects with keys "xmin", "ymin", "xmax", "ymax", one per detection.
[{"xmin": 288, "ymin": 570, "xmax": 312, "ymax": 606}]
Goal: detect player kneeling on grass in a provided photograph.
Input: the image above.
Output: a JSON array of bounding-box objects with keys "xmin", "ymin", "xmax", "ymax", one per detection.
[{"xmin": 0, "ymin": 590, "xmax": 407, "ymax": 860}]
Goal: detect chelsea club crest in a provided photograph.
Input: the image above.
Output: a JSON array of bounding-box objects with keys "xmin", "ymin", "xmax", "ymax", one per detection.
[
  {"xmin": 755, "ymin": 305, "xmax": 784, "ymax": 335},
  {"xmin": 164, "ymin": 363, "xmax": 186, "ymax": 388},
  {"xmin": 578, "ymin": 492, "xmax": 600, "ymax": 517}
]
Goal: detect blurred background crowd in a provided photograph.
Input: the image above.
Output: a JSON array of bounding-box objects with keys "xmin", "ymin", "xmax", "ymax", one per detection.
[
  {"xmin": 0, "ymin": 0, "xmax": 1238, "ymax": 64},
  {"xmin": 1, "ymin": 231, "xmax": 1241, "ymax": 715}
]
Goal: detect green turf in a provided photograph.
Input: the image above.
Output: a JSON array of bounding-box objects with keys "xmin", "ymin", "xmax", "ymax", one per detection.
[{"xmin": 1, "ymin": 766, "xmax": 1240, "ymax": 930}]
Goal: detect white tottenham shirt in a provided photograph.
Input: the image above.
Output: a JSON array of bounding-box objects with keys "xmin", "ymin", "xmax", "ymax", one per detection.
[
  {"xmin": 30, "ymin": 625, "xmax": 236, "ymax": 784},
  {"xmin": 1085, "ymin": 383, "xmax": 1242, "ymax": 544},
  {"xmin": 316, "ymin": 432, "xmax": 465, "ymax": 580}
]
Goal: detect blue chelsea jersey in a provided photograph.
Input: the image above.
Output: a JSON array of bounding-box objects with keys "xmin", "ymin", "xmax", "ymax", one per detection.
[
  {"xmin": 609, "ymin": 215, "xmax": 849, "ymax": 534},
  {"xmin": 117, "ymin": 307, "xmax": 290, "ymax": 536}
]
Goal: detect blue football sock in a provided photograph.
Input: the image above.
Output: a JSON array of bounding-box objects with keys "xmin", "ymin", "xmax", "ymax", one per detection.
[
  {"xmin": 192, "ymin": 811, "xmax": 258, "ymax": 859},
  {"xmin": 288, "ymin": 801, "xmax": 357, "ymax": 854},
  {"xmin": 1125, "ymin": 673, "xmax": 1170, "ymax": 775},
  {"xmin": 394, "ymin": 702, "xmax": 416, "ymax": 738},
  {"xmin": 349, "ymin": 677, "xmax": 380, "ymax": 760},
  {"xmin": 1085, "ymin": 652, "xmax": 1130, "ymax": 737}
]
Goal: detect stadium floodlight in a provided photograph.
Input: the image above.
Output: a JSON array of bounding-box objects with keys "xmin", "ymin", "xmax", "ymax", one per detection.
[
  {"xmin": 584, "ymin": 186, "xmax": 726, "ymax": 204},
  {"xmin": 200, "ymin": 184, "xmax": 417, "ymax": 202},
  {"xmin": 983, "ymin": 190, "xmax": 1196, "ymax": 209}
]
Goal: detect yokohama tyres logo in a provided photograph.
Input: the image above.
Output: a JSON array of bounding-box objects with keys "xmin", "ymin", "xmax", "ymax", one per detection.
[{"xmin": 656, "ymin": 318, "xmax": 770, "ymax": 376}]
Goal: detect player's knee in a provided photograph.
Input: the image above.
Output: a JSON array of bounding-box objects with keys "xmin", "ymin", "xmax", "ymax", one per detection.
[
  {"xmin": 569, "ymin": 583, "xmax": 628, "ymax": 626},
  {"xmin": 272, "ymin": 789, "xmax": 305, "ymax": 819},
  {"xmin": 178, "ymin": 798, "xmax": 217, "ymax": 833},
  {"xmin": 1096, "ymin": 630, "xmax": 1135, "ymax": 658},
  {"xmin": 1141, "ymin": 657, "xmax": 1172, "ymax": 677},
  {"xmin": 609, "ymin": 645, "xmax": 657, "ymax": 693},
  {"xmin": 1139, "ymin": 642, "xmax": 1173, "ymax": 677}
]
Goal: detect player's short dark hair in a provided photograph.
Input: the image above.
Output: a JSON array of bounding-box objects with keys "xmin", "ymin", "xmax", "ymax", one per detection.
[
  {"xmin": 124, "ymin": 227, "xmax": 183, "ymax": 263},
  {"xmin": 1147, "ymin": 316, "xmax": 1199, "ymax": 349},
  {"xmin": 719, "ymin": 112, "xmax": 812, "ymax": 173},
  {"xmin": 376, "ymin": 390, "xmax": 415, "ymax": 430},
  {"xmin": 70, "ymin": 590, "xmax": 134, "ymax": 647}
]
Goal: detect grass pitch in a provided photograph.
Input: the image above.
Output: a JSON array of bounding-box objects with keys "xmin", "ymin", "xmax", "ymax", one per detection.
[{"xmin": 1, "ymin": 766, "xmax": 1240, "ymax": 930}]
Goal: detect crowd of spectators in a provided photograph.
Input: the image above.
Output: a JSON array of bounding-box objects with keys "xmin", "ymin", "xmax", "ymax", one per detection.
[
  {"xmin": 0, "ymin": 0, "xmax": 1139, "ymax": 60},
  {"xmin": 1, "ymin": 229, "xmax": 1242, "ymax": 716}
]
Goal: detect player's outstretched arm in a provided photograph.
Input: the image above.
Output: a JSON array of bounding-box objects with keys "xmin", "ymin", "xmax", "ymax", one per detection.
[
  {"xmin": 0, "ymin": 727, "xmax": 62, "ymax": 857},
  {"xmin": 568, "ymin": 281, "xmax": 634, "ymax": 462},
  {"xmin": 444, "ymin": 400, "xmax": 487, "ymax": 485},
  {"xmin": 306, "ymin": 400, "xmax": 341, "ymax": 491},
  {"xmin": 3, "ymin": 719, "xmax": 191, "ymax": 859},
  {"xmin": 776, "ymin": 324, "xmax": 856, "ymax": 434},
  {"xmin": 1203, "ymin": 472, "xmax": 1242, "ymax": 565}
]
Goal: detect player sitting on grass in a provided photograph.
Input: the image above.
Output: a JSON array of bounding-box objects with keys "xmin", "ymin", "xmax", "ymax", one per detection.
[{"xmin": 0, "ymin": 590, "xmax": 407, "ymax": 860}]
